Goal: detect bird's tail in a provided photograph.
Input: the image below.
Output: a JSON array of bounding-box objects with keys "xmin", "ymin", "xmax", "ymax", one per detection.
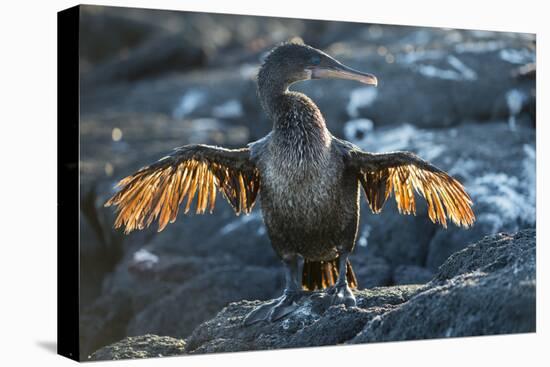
[{"xmin": 302, "ymin": 258, "xmax": 358, "ymax": 291}]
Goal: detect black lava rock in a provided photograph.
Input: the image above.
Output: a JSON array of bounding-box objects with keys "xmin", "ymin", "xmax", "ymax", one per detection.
[{"xmin": 89, "ymin": 334, "xmax": 186, "ymax": 361}]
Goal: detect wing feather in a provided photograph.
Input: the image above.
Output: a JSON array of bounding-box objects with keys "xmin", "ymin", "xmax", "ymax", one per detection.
[
  {"xmin": 105, "ymin": 145, "xmax": 260, "ymax": 233},
  {"xmin": 347, "ymin": 150, "xmax": 474, "ymax": 228}
]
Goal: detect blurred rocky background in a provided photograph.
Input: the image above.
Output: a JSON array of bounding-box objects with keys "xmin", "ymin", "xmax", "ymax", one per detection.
[{"xmin": 77, "ymin": 4, "xmax": 536, "ymax": 359}]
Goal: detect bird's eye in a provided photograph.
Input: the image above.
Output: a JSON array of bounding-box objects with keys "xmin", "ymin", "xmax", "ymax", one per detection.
[{"xmin": 310, "ymin": 55, "xmax": 321, "ymax": 65}]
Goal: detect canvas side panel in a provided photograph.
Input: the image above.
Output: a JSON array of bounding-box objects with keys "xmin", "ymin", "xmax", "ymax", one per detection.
[{"xmin": 57, "ymin": 5, "xmax": 80, "ymax": 362}]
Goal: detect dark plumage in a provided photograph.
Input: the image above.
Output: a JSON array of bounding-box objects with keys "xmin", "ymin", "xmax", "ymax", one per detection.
[{"xmin": 105, "ymin": 41, "xmax": 475, "ymax": 324}]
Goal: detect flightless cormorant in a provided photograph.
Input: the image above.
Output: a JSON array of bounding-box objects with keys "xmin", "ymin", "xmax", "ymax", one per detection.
[{"xmin": 105, "ymin": 41, "xmax": 475, "ymax": 325}]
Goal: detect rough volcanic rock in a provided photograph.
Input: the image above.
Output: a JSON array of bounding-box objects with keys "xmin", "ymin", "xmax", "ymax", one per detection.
[
  {"xmin": 349, "ymin": 254, "xmax": 393, "ymax": 288},
  {"xmin": 80, "ymin": 290, "xmax": 134, "ymax": 360},
  {"xmin": 181, "ymin": 229, "xmax": 535, "ymax": 353},
  {"xmin": 307, "ymin": 28, "xmax": 535, "ymax": 130},
  {"xmin": 89, "ymin": 334, "xmax": 186, "ymax": 361},
  {"xmin": 80, "ymin": 7, "xmax": 537, "ymax": 132},
  {"xmin": 126, "ymin": 266, "xmax": 283, "ymax": 339},
  {"xmin": 81, "ymin": 33, "xmax": 208, "ymax": 87},
  {"xmin": 392, "ymin": 265, "xmax": 434, "ymax": 285},
  {"xmin": 352, "ymin": 230, "xmax": 535, "ymax": 343},
  {"xmin": 78, "ymin": 6, "xmax": 163, "ymax": 68},
  {"xmin": 185, "ymin": 285, "xmax": 423, "ymax": 354}
]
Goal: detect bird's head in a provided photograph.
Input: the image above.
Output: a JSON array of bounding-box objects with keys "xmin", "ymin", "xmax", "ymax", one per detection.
[{"xmin": 258, "ymin": 41, "xmax": 378, "ymax": 91}]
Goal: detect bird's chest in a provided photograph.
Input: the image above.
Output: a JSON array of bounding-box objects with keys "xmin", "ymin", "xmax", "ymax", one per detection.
[{"xmin": 258, "ymin": 147, "xmax": 342, "ymax": 224}]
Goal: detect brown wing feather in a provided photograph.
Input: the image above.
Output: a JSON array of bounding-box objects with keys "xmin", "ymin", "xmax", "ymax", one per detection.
[
  {"xmin": 105, "ymin": 145, "xmax": 260, "ymax": 234},
  {"xmin": 349, "ymin": 150, "xmax": 475, "ymax": 228}
]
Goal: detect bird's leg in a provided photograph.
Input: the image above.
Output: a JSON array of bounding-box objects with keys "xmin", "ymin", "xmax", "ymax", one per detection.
[
  {"xmin": 327, "ymin": 251, "xmax": 356, "ymax": 307},
  {"xmin": 268, "ymin": 255, "xmax": 304, "ymax": 320},
  {"xmin": 243, "ymin": 255, "xmax": 303, "ymax": 325}
]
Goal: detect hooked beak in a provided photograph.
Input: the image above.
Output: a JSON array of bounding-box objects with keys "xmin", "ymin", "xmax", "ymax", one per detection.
[{"xmin": 310, "ymin": 62, "xmax": 378, "ymax": 86}]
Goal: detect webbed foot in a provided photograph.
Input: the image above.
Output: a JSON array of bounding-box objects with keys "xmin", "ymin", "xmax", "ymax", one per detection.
[
  {"xmin": 327, "ymin": 282, "xmax": 356, "ymax": 307},
  {"xmin": 243, "ymin": 290, "xmax": 302, "ymax": 325}
]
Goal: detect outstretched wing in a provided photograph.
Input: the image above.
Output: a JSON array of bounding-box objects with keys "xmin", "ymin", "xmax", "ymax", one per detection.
[
  {"xmin": 346, "ymin": 149, "xmax": 474, "ymax": 228},
  {"xmin": 105, "ymin": 144, "xmax": 260, "ymax": 233}
]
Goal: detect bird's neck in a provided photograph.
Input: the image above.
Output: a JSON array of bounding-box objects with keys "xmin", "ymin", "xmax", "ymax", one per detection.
[
  {"xmin": 258, "ymin": 78, "xmax": 328, "ymax": 132},
  {"xmin": 257, "ymin": 73, "xmax": 291, "ymax": 120},
  {"xmin": 259, "ymin": 85, "xmax": 331, "ymax": 166}
]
